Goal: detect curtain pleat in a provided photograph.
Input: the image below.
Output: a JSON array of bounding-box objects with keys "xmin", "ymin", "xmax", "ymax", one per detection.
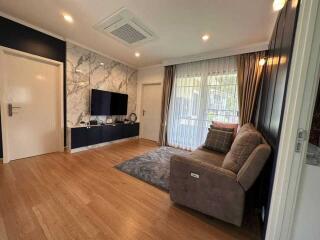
[
  {"xmin": 237, "ymin": 51, "xmax": 266, "ymax": 126},
  {"xmin": 159, "ymin": 65, "xmax": 176, "ymax": 146}
]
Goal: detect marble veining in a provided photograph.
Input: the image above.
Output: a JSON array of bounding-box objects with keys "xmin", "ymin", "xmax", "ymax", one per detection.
[{"xmin": 66, "ymin": 43, "xmax": 137, "ymax": 127}]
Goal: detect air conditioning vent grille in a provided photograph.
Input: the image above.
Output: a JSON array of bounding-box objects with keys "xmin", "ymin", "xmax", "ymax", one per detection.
[
  {"xmin": 94, "ymin": 8, "xmax": 155, "ymax": 46},
  {"xmin": 110, "ymin": 23, "xmax": 147, "ymax": 44}
]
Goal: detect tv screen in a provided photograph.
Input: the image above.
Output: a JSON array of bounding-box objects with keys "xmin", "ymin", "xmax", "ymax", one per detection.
[
  {"xmin": 91, "ymin": 89, "xmax": 128, "ymax": 116},
  {"xmin": 111, "ymin": 92, "xmax": 128, "ymax": 115},
  {"xmin": 91, "ymin": 89, "xmax": 112, "ymax": 116}
]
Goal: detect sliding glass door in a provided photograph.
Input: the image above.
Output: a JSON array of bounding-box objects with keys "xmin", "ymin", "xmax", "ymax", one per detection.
[{"xmin": 167, "ymin": 56, "xmax": 238, "ymax": 150}]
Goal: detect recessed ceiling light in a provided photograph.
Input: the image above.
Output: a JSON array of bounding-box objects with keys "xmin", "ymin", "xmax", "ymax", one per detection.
[
  {"xmin": 100, "ymin": 62, "xmax": 105, "ymax": 66},
  {"xmin": 63, "ymin": 14, "xmax": 73, "ymax": 23},
  {"xmin": 259, "ymin": 58, "xmax": 266, "ymax": 66},
  {"xmin": 202, "ymin": 34, "xmax": 210, "ymax": 42},
  {"xmin": 273, "ymin": 0, "xmax": 286, "ymax": 11},
  {"xmin": 135, "ymin": 52, "xmax": 141, "ymax": 58}
]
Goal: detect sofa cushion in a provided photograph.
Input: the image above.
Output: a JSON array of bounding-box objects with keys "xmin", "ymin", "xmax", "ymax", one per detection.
[
  {"xmin": 237, "ymin": 123, "xmax": 256, "ymax": 135},
  {"xmin": 212, "ymin": 121, "xmax": 239, "ymax": 139},
  {"xmin": 204, "ymin": 128, "xmax": 233, "ymax": 153},
  {"xmin": 189, "ymin": 147, "xmax": 225, "ymax": 167},
  {"xmin": 210, "ymin": 126, "xmax": 236, "ymax": 138},
  {"xmin": 210, "ymin": 125, "xmax": 235, "ymax": 132},
  {"xmin": 222, "ymin": 131, "xmax": 262, "ymax": 173}
]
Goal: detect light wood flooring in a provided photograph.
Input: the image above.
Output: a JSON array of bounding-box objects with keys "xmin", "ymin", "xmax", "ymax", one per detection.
[{"xmin": 0, "ymin": 139, "xmax": 259, "ymax": 240}]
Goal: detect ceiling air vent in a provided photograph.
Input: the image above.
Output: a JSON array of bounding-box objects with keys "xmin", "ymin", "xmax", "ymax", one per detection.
[{"xmin": 94, "ymin": 8, "xmax": 155, "ymax": 46}]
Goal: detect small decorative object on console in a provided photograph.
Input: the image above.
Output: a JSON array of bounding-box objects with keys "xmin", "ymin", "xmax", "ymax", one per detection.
[
  {"xmin": 124, "ymin": 118, "xmax": 130, "ymax": 124},
  {"xmin": 106, "ymin": 118, "xmax": 113, "ymax": 124},
  {"xmin": 129, "ymin": 113, "xmax": 137, "ymax": 123},
  {"xmin": 89, "ymin": 120, "xmax": 98, "ymax": 125}
]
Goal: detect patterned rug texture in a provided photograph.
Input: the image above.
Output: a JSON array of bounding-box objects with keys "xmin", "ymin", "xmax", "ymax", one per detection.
[{"xmin": 115, "ymin": 146, "xmax": 189, "ymax": 191}]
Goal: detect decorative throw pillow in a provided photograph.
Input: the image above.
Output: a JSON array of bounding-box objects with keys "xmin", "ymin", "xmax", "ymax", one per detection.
[
  {"xmin": 222, "ymin": 131, "xmax": 262, "ymax": 173},
  {"xmin": 212, "ymin": 121, "xmax": 239, "ymax": 139},
  {"xmin": 210, "ymin": 125, "xmax": 235, "ymax": 133},
  {"xmin": 204, "ymin": 128, "xmax": 234, "ymax": 153}
]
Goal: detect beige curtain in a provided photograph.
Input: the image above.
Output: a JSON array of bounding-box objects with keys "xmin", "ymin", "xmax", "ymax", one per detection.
[
  {"xmin": 237, "ymin": 51, "xmax": 266, "ymax": 126},
  {"xmin": 159, "ymin": 65, "xmax": 176, "ymax": 146}
]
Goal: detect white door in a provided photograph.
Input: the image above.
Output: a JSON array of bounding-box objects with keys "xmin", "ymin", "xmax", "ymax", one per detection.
[
  {"xmin": 289, "ymin": 3, "xmax": 320, "ymax": 238},
  {"xmin": 291, "ymin": 77, "xmax": 320, "ymax": 240},
  {"xmin": 0, "ymin": 49, "xmax": 63, "ymax": 162},
  {"xmin": 141, "ymin": 83, "xmax": 162, "ymax": 142}
]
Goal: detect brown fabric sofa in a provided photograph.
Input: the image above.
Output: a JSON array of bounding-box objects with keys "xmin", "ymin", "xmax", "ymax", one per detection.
[{"xmin": 169, "ymin": 123, "xmax": 271, "ymax": 226}]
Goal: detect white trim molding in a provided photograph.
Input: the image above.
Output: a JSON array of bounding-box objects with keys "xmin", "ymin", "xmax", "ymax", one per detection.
[
  {"xmin": 138, "ymin": 63, "xmax": 164, "ymax": 71},
  {"xmin": 162, "ymin": 41, "xmax": 269, "ymax": 66},
  {"xmin": 265, "ymin": 0, "xmax": 320, "ymax": 239}
]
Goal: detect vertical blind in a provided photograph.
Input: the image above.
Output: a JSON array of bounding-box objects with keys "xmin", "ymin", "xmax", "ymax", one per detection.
[{"xmin": 167, "ymin": 56, "xmax": 238, "ymax": 150}]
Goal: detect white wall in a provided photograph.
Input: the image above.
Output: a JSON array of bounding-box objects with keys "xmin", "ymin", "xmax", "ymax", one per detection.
[
  {"xmin": 291, "ymin": 164, "xmax": 320, "ymax": 240},
  {"xmin": 137, "ymin": 65, "xmax": 165, "ymax": 139}
]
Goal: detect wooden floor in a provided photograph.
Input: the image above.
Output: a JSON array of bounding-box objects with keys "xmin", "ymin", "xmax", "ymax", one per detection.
[{"xmin": 0, "ymin": 139, "xmax": 259, "ymax": 240}]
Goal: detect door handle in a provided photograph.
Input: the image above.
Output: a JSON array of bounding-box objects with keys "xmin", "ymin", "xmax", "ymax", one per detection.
[
  {"xmin": 143, "ymin": 110, "xmax": 146, "ymax": 116},
  {"xmin": 8, "ymin": 103, "xmax": 21, "ymax": 117}
]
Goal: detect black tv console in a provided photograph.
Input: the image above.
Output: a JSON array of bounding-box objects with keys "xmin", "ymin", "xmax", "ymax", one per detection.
[{"xmin": 68, "ymin": 122, "xmax": 139, "ymax": 151}]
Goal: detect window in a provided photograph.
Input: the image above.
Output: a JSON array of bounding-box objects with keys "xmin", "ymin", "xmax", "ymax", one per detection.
[
  {"xmin": 167, "ymin": 56, "xmax": 238, "ymax": 150},
  {"xmin": 206, "ymin": 73, "xmax": 239, "ymax": 124}
]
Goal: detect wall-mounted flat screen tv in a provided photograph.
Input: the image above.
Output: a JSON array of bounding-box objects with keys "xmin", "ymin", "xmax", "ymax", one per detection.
[{"xmin": 91, "ymin": 89, "xmax": 128, "ymax": 116}]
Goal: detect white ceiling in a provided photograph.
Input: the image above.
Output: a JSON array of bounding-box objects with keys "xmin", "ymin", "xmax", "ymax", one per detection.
[{"xmin": 0, "ymin": 0, "xmax": 278, "ymax": 68}]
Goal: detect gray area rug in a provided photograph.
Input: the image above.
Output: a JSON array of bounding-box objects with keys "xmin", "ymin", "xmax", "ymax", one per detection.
[{"xmin": 115, "ymin": 146, "xmax": 189, "ymax": 191}]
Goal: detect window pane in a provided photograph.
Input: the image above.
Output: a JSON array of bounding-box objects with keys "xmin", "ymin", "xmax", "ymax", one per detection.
[
  {"xmin": 167, "ymin": 56, "xmax": 238, "ymax": 150},
  {"xmin": 206, "ymin": 73, "xmax": 239, "ymax": 124}
]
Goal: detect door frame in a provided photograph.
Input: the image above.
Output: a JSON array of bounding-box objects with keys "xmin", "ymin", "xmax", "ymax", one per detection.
[
  {"xmin": 139, "ymin": 82, "xmax": 162, "ymax": 142},
  {"xmin": 0, "ymin": 47, "xmax": 64, "ymax": 163},
  {"xmin": 266, "ymin": 0, "xmax": 320, "ymax": 239}
]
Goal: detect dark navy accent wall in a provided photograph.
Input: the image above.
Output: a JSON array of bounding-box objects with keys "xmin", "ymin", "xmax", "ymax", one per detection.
[
  {"xmin": 0, "ymin": 16, "xmax": 67, "ymax": 158},
  {"xmin": 0, "ymin": 16, "xmax": 66, "ymax": 62},
  {"xmin": 257, "ymin": 0, "xmax": 300, "ymax": 237}
]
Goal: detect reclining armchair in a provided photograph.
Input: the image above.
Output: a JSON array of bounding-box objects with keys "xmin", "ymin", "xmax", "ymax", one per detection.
[{"xmin": 170, "ymin": 124, "xmax": 271, "ymax": 226}]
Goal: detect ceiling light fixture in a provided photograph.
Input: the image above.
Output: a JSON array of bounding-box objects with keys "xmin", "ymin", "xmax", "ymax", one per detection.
[
  {"xmin": 273, "ymin": 0, "xmax": 286, "ymax": 11},
  {"xmin": 202, "ymin": 34, "xmax": 210, "ymax": 42},
  {"xmin": 135, "ymin": 52, "xmax": 141, "ymax": 58},
  {"xmin": 100, "ymin": 62, "xmax": 105, "ymax": 66},
  {"xmin": 259, "ymin": 58, "xmax": 266, "ymax": 66},
  {"xmin": 63, "ymin": 14, "xmax": 74, "ymax": 23}
]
